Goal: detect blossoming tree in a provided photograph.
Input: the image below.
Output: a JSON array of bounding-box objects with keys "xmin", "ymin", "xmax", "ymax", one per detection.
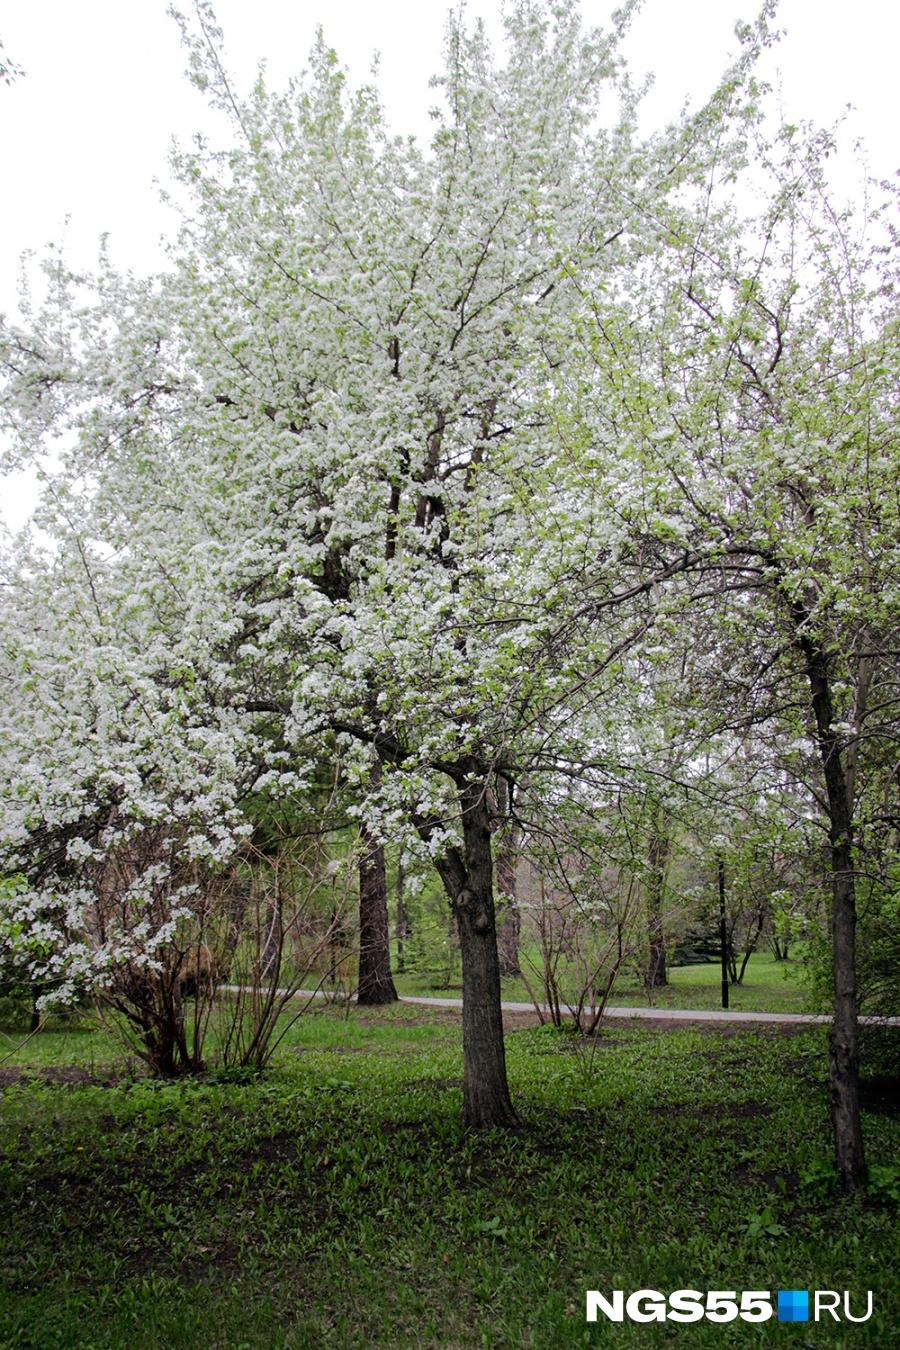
[{"xmin": 1, "ymin": 0, "xmax": 770, "ymax": 1124}]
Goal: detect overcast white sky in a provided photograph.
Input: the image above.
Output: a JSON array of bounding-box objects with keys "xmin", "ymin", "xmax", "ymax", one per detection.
[{"xmin": 1, "ymin": 0, "xmax": 898, "ymax": 530}]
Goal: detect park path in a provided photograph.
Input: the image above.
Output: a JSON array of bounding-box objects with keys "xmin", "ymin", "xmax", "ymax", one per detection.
[
  {"xmin": 402, "ymin": 995, "xmax": 831, "ymax": 1025},
  {"xmin": 243, "ymin": 988, "xmax": 900, "ymax": 1027}
]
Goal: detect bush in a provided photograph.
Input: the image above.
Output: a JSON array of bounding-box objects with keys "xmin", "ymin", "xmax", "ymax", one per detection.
[
  {"xmin": 402, "ymin": 881, "xmax": 461, "ymax": 989},
  {"xmin": 804, "ymin": 891, "xmax": 900, "ymax": 1023}
]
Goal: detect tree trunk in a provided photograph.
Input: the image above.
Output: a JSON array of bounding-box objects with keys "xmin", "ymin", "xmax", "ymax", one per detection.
[
  {"xmin": 357, "ymin": 822, "xmax": 398, "ymax": 1006},
  {"xmin": 395, "ymin": 853, "xmax": 406, "ymax": 975},
  {"xmin": 737, "ymin": 904, "xmax": 766, "ymax": 984},
  {"xmin": 801, "ymin": 630, "xmax": 867, "ymax": 1192},
  {"xmin": 434, "ymin": 774, "xmax": 518, "ymax": 1128},
  {"xmin": 495, "ymin": 778, "xmax": 521, "ymax": 977},
  {"xmin": 828, "ymin": 841, "xmax": 865, "ymax": 1189},
  {"xmin": 646, "ymin": 818, "xmax": 668, "ymax": 987}
]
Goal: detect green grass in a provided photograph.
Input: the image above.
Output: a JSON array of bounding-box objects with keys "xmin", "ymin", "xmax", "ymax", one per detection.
[
  {"xmin": 395, "ymin": 947, "xmax": 810, "ymax": 1016},
  {"xmin": 0, "ymin": 1019, "xmax": 122, "ymax": 1075},
  {"xmin": 616, "ymin": 951, "xmax": 809, "ymax": 1015},
  {"xmin": 1, "ymin": 1000, "xmax": 898, "ymax": 1348}
]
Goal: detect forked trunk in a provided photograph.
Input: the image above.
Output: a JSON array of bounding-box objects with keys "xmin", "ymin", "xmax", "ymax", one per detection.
[
  {"xmin": 357, "ymin": 823, "xmax": 398, "ymax": 1006},
  {"xmin": 435, "ymin": 776, "xmax": 518, "ymax": 1128}
]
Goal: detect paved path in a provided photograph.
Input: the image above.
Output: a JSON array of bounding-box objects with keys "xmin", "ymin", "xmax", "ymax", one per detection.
[
  {"xmin": 402, "ymin": 995, "xmax": 833, "ymax": 1025},
  {"xmin": 244, "ymin": 988, "xmax": 899, "ymax": 1028}
]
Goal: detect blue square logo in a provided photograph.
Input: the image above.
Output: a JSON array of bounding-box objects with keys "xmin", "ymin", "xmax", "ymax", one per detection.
[{"xmin": 778, "ymin": 1290, "xmax": 809, "ymax": 1322}]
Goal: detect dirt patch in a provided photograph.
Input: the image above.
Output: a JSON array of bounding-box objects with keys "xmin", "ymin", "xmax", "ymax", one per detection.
[
  {"xmin": 407, "ymin": 1076, "xmax": 464, "ymax": 1094},
  {"xmin": 755, "ymin": 1168, "xmax": 801, "ymax": 1196},
  {"xmin": 292, "ymin": 1045, "xmax": 372, "ymax": 1055},
  {"xmin": 243, "ymin": 1129, "xmax": 299, "ymax": 1165},
  {"xmin": 359, "ymin": 1017, "xmax": 426, "ymax": 1028},
  {"xmin": 358, "ymin": 1003, "xmax": 541, "ymax": 1033},
  {"xmin": 0, "ymin": 1065, "xmax": 120, "ymax": 1089},
  {"xmin": 615, "ymin": 1018, "xmax": 814, "ymax": 1038},
  {"xmin": 781, "ymin": 1056, "xmax": 823, "ymax": 1083},
  {"xmin": 380, "ymin": 1120, "xmax": 439, "ymax": 1150},
  {"xmin": 648, "ymin": 1099, "xmax": 774, "ymax": 1119}
]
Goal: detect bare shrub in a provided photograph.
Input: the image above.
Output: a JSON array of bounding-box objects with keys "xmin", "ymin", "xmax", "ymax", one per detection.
[
  {"xmin": 215, "ymin": 841, "xmax": 356, "ymax": 1069},
  {"xmin": 517, "ymin": 812, "xmax": 644, "ymax": 1035}
]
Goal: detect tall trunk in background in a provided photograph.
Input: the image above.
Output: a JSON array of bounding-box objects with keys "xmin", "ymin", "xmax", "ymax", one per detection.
[
  {"xmin": 395, "ymin": 852, "xmax": 406, "ymax": 975},
  {"xmin": 494, "ymin": 777, "xmax": 521, "ymax": 977},
  {"xmin": 800, "ymin": 627, "xmax": 867, "ymax": 1192},
  {"xmin": 646, "ymin": 811, "xmax": 669, "ymax": 987},
  {"xmin": 433, "ymin": 771, "xmax": 518, "ymax": 1128},
  {"xmin": 357, "ymin": 822, "xmax": 398, "ymax": 1006}
]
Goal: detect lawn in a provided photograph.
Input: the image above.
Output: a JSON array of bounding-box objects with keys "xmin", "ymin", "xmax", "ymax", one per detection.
[
  {"xmin": 615, "ymin": 951, "xmax": 809, "ymax": 1015},
  {"xmin": 394, "ymin": 947, "xmax": 810, "ymax": 1017},
  {"xmin": 1, "ymin": 999, "xmax": 898, "ymax": 1349}
]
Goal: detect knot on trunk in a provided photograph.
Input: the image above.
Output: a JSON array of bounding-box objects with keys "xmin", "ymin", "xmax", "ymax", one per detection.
[
  {"xmin": 474, "ymin": 910, "xmax": 491, "ymax": 934},
  {"xmin": 456, "ymin": 887, "xmax": 473, "ymax": 911}
]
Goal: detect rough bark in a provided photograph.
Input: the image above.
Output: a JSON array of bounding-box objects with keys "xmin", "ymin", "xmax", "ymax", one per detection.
[
  {"xmin": 357, "ymin": 822, "xmax": 398, "ymax": 1006},
  {"xmin": 395, "ymin": 853, "xmax": 406, "ymax": 975},
  {"xmin": 433, "ymin": 773, "xmax": 519, "ymax": 1128},
  {"xmin": 646, "ymin": 818, "xmax": 668, "ymax": 987},
  {"xmin": 494, "ymin": 777, "xmax": 521, "ymax": 978},
  {"xmin": 800, "ymin": 630, "xmax": 867, "ymax": 1192}
]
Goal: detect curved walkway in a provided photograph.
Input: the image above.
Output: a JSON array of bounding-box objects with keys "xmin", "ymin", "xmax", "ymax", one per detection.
[
  {"xmin": 408, "ymin": 995, "xmax": 900, "ymax": 1027},
  {"xmin": 269, "ymin": 988, "xmax": 900, "ymax": 1027},
  {"xmin": 402, "ymin": 995, "xmax": 832, "ymax": 1025}
]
